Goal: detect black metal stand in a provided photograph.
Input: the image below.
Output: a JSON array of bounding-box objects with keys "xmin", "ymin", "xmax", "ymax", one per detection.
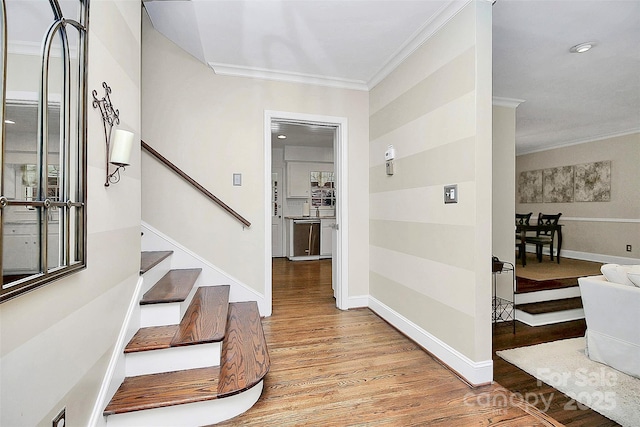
[{"xmin": 492, "ymin": 261, "xmax": 516, "ymax": 333}]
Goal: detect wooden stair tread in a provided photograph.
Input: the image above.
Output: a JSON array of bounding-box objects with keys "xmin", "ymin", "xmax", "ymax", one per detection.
[
  {"xmin": 103, "ymin": 366, "xmax": 220, "ymax": 415},
  {"xmin": 140, "ymin": 269, "xmax": 202, "ymax": 305},
  {"xmin": 171, "ymin": 285, "xmax": 230, "ymax": 347},
  {"xmin": 515, "ymin": 278, "xmax": 579, "ymax": 294},
  {"xmin": 516, "ymin": 297, "xmax": 583, "ymax": 315},
  {"xmin": 125, "ymin": 325, "xmax": 178, "ymax": 353},
  {"xmin": 140, "ymin": 251, "xmax": 173, "ymax": 274},
  {"xmin": 218, "ymin": 301, "xmax": 270, "ymax": 398}
]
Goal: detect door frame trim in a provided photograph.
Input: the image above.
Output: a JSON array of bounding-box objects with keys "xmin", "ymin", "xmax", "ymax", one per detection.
[{"xmin": 264, "ymin": 110, "xmax": 349, "ymax": 314}]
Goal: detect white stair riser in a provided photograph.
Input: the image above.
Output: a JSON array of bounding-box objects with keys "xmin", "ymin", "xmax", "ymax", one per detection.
[
  {"xmin": 140, "ymin": 303, "xmax": 182, "ymax": 327},
  {"xmin": 105, "ymin": 380, "xmax": 263, "ymax": 427},
  {"xmin": 515, "ymin": 286, "xmax": 581, "ymax": 305},
  {"xmin": 125, "ymin": 342, "xmax": 221, "ymax": 377},
  {"xmin": 140, "ymin": 272, "xmax": 201, "ymax": 327},
  {"xmin": 515, "ymin": 308, "xmax": 585, "ymax": 327}
]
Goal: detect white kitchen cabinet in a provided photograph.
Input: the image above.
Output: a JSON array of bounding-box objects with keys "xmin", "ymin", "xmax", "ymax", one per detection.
[
  {"xmin": 320, "ymin": 218, "xmax": 336, "ymax": 257},
  {"xmin": 286, "ymin": 161, "xmax": 334, "ymax": 198},
  {"xmin": 3, "ymin": 223, "xmax": 39, "ymax": 273},
  {"xmin": 3, "ymin": 221, "xmax": 61, "ymax": 274},
  {"xmin": 286, "ymin": 162, "xmax": 311, "ymax": 198}
]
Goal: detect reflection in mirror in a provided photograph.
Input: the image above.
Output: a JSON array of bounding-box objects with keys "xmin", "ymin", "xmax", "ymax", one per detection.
[{"xmin": 1, "ymin": 0, "xmax": 89, "ymax": 302}]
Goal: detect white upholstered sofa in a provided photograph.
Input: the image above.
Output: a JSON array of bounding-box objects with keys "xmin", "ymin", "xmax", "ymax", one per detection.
[{"xmin": 578, "ymin": 266, "xmax": 640, "ymax": 379}]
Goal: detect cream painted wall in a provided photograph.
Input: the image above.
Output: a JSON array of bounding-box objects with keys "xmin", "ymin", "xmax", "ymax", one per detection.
[
  {"xmin": 141, "ymin": 14, "xmax": 370, "ymax": 302},
  {"xmin": 0, "ymin": 1, "xmax": 141, "ymax": 425},
  {"xmin": 516, "ymin": 133, "xmax": 640, "ymax": 260},
  {"xmin": 492, "ymin": 104, "xmax": 517, "ymax": 299},
  {"xmin": 369, "ymin": 0, "xmax": 493, "ymax": 376}
]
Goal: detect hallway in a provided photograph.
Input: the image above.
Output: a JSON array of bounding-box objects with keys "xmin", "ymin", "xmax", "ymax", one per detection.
[{"xmin": 214, "ymin": 259, "xmax": 557, "ymax": 426}]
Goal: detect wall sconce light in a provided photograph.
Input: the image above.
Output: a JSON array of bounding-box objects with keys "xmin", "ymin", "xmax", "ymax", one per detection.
[{"xmin": 92, "ymin": 81, "xmax": 135, "ymax": 186}]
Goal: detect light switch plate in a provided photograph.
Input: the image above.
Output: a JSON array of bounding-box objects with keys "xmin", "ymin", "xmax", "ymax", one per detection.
[
  {"xmin": 233, "ymin": 173, "xmax": 242, "ymax": 186},
  {"xmin": 444, "ymin": 184, "xmax": 457, "ymax": 204}
]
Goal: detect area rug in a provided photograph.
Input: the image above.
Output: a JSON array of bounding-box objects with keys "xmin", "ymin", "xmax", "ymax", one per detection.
[
  {"xmin": 515, "ymin": 254, "xmax": 603, "ymax": 281},
  {"xmin": 497, "ymin": 338, "xmax": 640, "ymax": 427}
]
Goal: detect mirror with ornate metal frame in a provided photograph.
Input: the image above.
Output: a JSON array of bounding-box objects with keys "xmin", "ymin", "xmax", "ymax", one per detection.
[{"xmin": 0, "ymin": 0, "xmax": 89, "ymax": 302}]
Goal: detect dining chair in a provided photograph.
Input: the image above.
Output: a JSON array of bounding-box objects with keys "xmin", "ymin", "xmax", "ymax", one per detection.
[
  {"xmin": 526, "ymin": 213, "xmax": 562, "ymax": 263},
  {"xmin": 515, "ymin": 212, "xmax": 532, "ymax": 260}
]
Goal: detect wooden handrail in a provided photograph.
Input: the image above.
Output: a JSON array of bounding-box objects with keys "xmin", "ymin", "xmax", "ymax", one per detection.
[{"xmin": 141, "ymin": 140, "xmax": 251, "ymax": 228}]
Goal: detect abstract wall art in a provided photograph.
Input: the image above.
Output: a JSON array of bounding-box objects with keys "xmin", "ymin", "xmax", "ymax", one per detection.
[
  {"xmin": 519, "ymin": 161, "xmax": 611, "ymax": 204},
  {"xmin": 543, "ymin": 166, "xmax": 574, "ymax": 203},
  {"xmin": 518, "ymin": 170, "xmax": 543, "ymax": 203},
  {"xmin": 574, "ymin": 160, "xmax": 611, "ymax": 202}
]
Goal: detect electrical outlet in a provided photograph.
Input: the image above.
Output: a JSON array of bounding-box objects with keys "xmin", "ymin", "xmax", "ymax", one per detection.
[
  {"xmin": 52, "ymin": 408, "xmax": 65, "ymax": 427},
  {"xmin": 627, "ymin": 245, "xmax": 632, "ymax": 252}
]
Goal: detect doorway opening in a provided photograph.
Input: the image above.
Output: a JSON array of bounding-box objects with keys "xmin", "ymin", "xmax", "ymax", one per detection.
[{"xmin": 264, "ymin": 111, "xmax": 349, "ymax": 314}]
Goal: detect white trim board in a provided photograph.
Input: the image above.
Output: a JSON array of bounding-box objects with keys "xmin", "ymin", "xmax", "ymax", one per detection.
[
  {"xmin": 89, "ymin": 272, "xmax": 157, "ymax": 427},
  {"xmin": 515, "ymin": 286, "xmax": 581, "ymax": 305},
  {"xmin": 516, "ymin": 129, "xmax": 640, "ymax": 156},
  {"xmin": 368, "ymin": 297, "xmax": 493, "ymax": 386},
  {"xmin": 347, "ymin": 295, "xmax": 369, "ymax": 309},
  {"xmin": 515, "ymin": 308, "xmax": 585, "ymax": 327},
  {"xmin": 522, "ymin": 246, "xmax": 640, "ymax": 265},
  {"xmin": 560, "ymin": 217, "xmax": 640, "ymax": 223},
  {"xmin": 210, "ymin": 62, "xmax": 368, "ymax": 91}
]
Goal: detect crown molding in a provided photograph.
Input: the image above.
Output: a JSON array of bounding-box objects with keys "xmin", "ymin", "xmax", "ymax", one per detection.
[
  {"xmin": 493, "ymin": 96, "xmax": 526, "ymax": 108},
  {"xmin": 517, "ymin": 128, "xmax": 640, "ymax": 156},
  {"xmin": 366, "ymin": 0, "xmax": 472, "ymax": 90},
  {"xmin": 209, "ymin": 62, "xmax": 369, "ymax": 91}
]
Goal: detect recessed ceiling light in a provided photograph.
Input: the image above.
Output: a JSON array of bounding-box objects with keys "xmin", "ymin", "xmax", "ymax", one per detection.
[
  {"xmin": 277, "ymin": 134, "xmax": 286, "ymax": 139},
  {"xmin": 4, "ymin": 119, "xmax": 15, "ymax": 124},
  {"xmin": 570, "ymin": 42, "xmax": 596, "ymax": 53}
]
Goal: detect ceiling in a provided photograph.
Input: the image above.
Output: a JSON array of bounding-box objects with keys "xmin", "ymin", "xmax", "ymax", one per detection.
[
  {"xmin": 144, "ymin": 0, "xmax": 640, "ymax": 155},
  {"xmin": 5, "ymin": 1, "xmax": 638, "ymax": 154},
  {"xmin": 493, "ymin": 0, "xmax": 640, "ymax": 154}
]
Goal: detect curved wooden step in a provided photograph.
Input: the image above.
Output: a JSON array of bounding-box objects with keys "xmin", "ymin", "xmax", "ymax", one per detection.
[
  {"xmin": 218, "ymin": 301, "xmax": 270, "ymax": 398},
  {"xmin": 104, "ymin": 301, "xmax": 270, "ymax": 420}
]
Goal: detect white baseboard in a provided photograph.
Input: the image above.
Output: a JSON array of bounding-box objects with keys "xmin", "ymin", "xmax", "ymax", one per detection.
[
  {"xmin": 141, "ymin": 221, "xmax": 268, "ymax": 315},
  {"xmin": 368, "ymin": 297, "xmax": 493, "ymax": 386},
  {"xmin": 347, "ymin": 295, "xmax": 369, "ymax": 309},
  {"xmin": 559, "ymin": 249, "xmax": 640, "ymax": 265},
  {"xmin": 524, "ymin": 246, "xmax": 640, "ymax": 265}
]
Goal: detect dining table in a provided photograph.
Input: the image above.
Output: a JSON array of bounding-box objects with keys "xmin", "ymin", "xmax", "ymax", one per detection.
[{"xmin": 516, "ymin": 223, "xmax": 563, "ymax": 267}]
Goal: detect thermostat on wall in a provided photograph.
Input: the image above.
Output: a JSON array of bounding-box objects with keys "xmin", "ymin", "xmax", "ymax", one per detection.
[{"xmin": 385, "ymin": 145, "xmax": 396, "ymax": 161}]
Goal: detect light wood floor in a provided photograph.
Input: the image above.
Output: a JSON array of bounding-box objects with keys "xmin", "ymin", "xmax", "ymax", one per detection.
[{"xmin": 214, "ymin": 258, "xmax": 559, "ymax": 426}]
